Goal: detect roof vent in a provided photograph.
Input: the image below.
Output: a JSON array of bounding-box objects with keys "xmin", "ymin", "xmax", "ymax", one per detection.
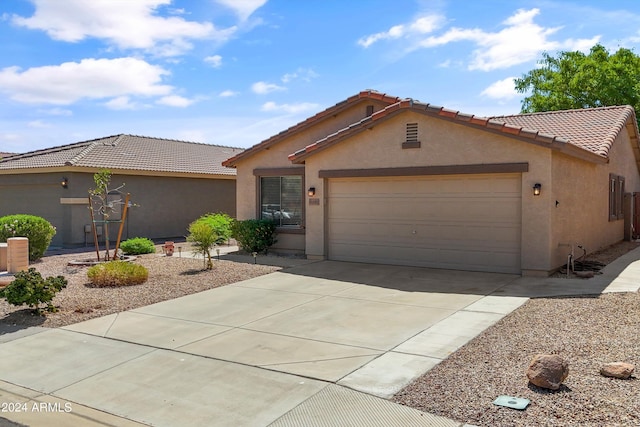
[{"xmin": 402, "ymin": 123, "xmax": 421, "ymax": 149}]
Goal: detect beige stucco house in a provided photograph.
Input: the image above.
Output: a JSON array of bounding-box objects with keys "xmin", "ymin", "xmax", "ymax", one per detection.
[
  {"xmin": 0, "ymin": 134, "xmax": 241, "ymax": 248},
  {"xmin": 223, "ymin": 90, "xmax": 640, "ymax": 276}
]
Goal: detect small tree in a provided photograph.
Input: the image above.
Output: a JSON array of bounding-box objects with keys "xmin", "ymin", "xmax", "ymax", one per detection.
[
  {"xmin": 89, "ymin": 169, "xmax": 126, "ymax": 260},
  {"xmin": 187, "ymin": 220, "xmax": 220, "ymax": 269}
]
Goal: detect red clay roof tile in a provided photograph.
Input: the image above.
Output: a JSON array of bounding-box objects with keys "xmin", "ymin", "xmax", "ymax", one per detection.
[{"xmin": 288, "ymin": 97, "xmax": 638, "ymax": 164}]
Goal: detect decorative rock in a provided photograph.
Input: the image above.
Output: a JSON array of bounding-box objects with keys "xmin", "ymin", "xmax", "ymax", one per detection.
[
  {"xmin": 526, "ymin": 354, "xmax": 569, "ymax": 390},
  {"xmin": 600, "ymin": 362, "xmax": 635, "ymax": 379}
]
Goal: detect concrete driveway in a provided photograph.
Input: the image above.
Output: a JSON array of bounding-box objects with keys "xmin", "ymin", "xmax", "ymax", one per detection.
[{"xmin": 1, "ymin": 254, "xmax": 638, "ymax": 427}]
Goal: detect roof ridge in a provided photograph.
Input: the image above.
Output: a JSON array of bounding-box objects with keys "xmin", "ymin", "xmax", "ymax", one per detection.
[
  {"xmin": 1, "ymin": 140, "xmax": 94, "ymax": 162},
  {"xmin": 118, "ymin": 133, "xmax": 243, "ymax": 150},
  {"xmin": 64, "ymin": 140, "xmax": 101, "ymax": 166}
]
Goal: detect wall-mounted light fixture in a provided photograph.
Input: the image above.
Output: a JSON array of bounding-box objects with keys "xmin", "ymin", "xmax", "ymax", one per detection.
[
  {"xmin": 61, "ymin": 177, "xmax": 68, "ymax": 189},
  {"xmin": 533, "ymin": 183, "xmax": 541, "ymax": 196},
  {"xmin": 308, "ymin": 187, "xmax": 316, "ymax": 197}
]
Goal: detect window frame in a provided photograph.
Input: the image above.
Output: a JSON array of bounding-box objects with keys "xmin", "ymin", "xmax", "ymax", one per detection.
[
  {"xmin": 609, "ymin": 173, "xmax": 625, "ymax": 221},
  {"xmin": 254, "ymin": 168, "xmax": 305, "ymax": 230}
]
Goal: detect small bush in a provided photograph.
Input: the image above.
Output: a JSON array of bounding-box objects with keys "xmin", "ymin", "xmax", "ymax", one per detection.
[
  {"xmin": 230, "ymin": 219, "xmax": 277, "ymax": 254},
  {"xmin": 120, "ymin": 237, "xmax": 156, "ymax": 255},
  {"xmin": 0, "ymin": 214, "xmax": 56, "ymax": 261},
  {"xmin": 87, "ymin": 261, "xmax": 148, "ymax": 286},
  {"xmin": 0, "ymin": 268, "xmax": 67, "ymax": 313},
  {"xmin": 197, "ymin": 213, "xmax": 233, "ymax": 245}
]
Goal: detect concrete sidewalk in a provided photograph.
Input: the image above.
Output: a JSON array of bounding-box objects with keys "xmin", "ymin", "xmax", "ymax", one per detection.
[{"xmin": 1, "ymin": 248, "xmax": 639, "ymax": 427}]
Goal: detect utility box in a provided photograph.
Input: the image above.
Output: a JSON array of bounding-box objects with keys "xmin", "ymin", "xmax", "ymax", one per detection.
[{"xmin": 7, "ymin": 237, "xmax": 29, "ymax": 274}]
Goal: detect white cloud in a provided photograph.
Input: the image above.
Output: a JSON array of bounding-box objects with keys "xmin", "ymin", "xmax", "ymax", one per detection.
[
  {"xmin": 281, "ymin": 68, "xmax": 318, "ymax": 83},
  {"xmin": 215, "ymin": 0, "xmax": 267, "ymax": 21},
  {"xmin": 0, "ymin": 57, "xmax": 173, "ymax": 105},
  {"xmin": 358, "ymin": 14, "xmax": 444, "ymax": 48},
  {"xmin": 12, "ymin": 0, "xmax": 234, "ymax": 57},
  {"xmin": 204, "ymin": 55, "xmax": 223, "ymax": 68},
  {"xmin": 251, "ymin": 81, "xmax": 285, "ymax": 94},
  {"xmin": 418, "ymin": 9, "xmax": 600, "ymax": 71},
  {"xmin": 40, "ymin": 107, "xmax": 72, "ymax": 116},
  {"xmin": 27, "ymin": 120, "xmax": 51, "ymax": 128},
  {"xmin": 157, "ymin": 95, "xmax": 195, "ymax": 107},
  {"xmin": 219, "ymin": 90, "xmax": 239, "ymax": 97},
  {"xmin": 480, "ymin": 77, "xmax": 519, "ymax": 100},
  {"xmin": 261, "ymin": 101, "xmax": 319, "ymax": 114},
  {"xmin": 104, "ymin": 96, "xmax": 139, "ymax": 110}
]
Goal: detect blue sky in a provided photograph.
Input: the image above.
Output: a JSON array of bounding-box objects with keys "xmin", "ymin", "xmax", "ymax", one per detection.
[{"xmin": 1, "ymin": 0, "xmax": 639, "ymax": 154}]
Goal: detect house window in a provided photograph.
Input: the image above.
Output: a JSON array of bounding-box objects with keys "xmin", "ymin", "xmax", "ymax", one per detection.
[
  {"xmin": 260, "ymin": 176, "xmax": 303, "ymax": 227},
  {"xmin": 609, "ymin": 174, "xmax": 625, "ymax": 221}
]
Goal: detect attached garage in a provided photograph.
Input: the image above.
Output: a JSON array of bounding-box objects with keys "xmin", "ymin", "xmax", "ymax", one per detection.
[
  {"xmin": 327, "ymin": 173, "xmax": 522, "ymax": 274},
  {"xmin": 226, "ymin": 90, "xmax": 640, "ymax": 276}
]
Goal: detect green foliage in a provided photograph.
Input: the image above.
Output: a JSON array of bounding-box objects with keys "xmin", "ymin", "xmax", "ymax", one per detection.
[
  {"xmin": 515, "ymin": 44, "xmax": 640, "ymax": 115},
  {"xmin": 230, "ymin": 219, "xmax": 277, "ymax": 254},
  {"xmin": 187, "ymin": 220, "xmax": 219, "ymax": 269},
  {"xmin": 120, "ymin": 237, "xmax": 156, "ymax": 255},
  {"xmin": 197, "ymin": 213, "xmax": 233, "ymax": 245},
  {"xmin": 0, "ymin": 268, "xmax": 67, "ymax": 313},
  {"xmin": 87, "ymin": 261, "xmax": 148, "ymax": 286},
  {"xmin": 0, "ymin": 214, "xmax": 56, "ymax": 261}
]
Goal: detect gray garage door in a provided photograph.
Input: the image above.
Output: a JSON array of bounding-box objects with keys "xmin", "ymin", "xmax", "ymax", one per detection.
[{"xmin": 327, "ymin": 174, "xmax": 522, "ymax": 274}]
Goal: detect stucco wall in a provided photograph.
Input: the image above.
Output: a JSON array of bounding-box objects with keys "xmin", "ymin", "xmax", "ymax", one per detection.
[
  {"xmin": 0, "ymin": 173, "xmax": 66, "ymax": 246},
  {"xmin": 0, "ymin": 171, "xmax": 236, "ymax": 248},
  {"xmin": 550, "ymin": 129, "xmax": 640, "ymax": 270},
  {"xmin": 233, "ymin": 99, "xmax": 391, "ymax": 253},
  {"xmin": 301, "ymin": 111, "xmax": 555, "ymax": 272}
]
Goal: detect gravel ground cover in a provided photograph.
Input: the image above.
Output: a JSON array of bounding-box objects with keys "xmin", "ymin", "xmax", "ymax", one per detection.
[
  {"xmin": 394, "ymin": 242, "xmax": 640, "ymax": 426},
  {"xmin": 2, "ymin": 241, "xmax": 639, "ymax": 425},
  {"xmin": 0, "ymin": 245, "xmax": 279, "ymax": 328}
]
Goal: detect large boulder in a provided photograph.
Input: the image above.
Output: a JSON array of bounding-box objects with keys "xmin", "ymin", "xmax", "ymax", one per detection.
[
  {"xmin": 600, "ymin": 362, "xmax": 635, "ymax": 379},
  {"xmin": 526, "ymin": 354, "xmax": 569, "ymax": 390}
]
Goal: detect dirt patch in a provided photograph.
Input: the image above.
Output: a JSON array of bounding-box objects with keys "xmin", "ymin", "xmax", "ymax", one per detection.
[{"xmin": 552, "ymin": 240, "xmax": 640, "ymax": 277}]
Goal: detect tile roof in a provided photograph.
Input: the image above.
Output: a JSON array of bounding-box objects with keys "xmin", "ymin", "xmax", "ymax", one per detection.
[
  {"xmin": 0, "ymin": 134, "xmax": 242, "ymax": 176},
  {"xmin": 491, "ymin": 106, "xmax": 636, "ymax": 158},
  {"xmin": 289, "ymin": 99, "xmax": 638, "ymax": 164},
  {"xmin": 222, "ymin": 90, "xmax": 402, "ymax": 167}
]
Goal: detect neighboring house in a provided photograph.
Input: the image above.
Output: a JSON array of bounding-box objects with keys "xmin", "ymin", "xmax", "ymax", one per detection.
[
  {"xmin": 223, "ymin": 90, "xmax": 640, "ymax": 276},
  {"xmin": 0, "ymin": 134, "xmax": 242, "ymax": 248}
]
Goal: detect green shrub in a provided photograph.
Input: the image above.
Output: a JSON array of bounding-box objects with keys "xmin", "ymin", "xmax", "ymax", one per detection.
[
  {"xmin": 230, "ymin": 219, "xmax": 277, "ymax": 254},
  {"xmin": 87, "ymin": 261, "xmax": 148, "ymax": 286},
  {"xmin": 0, "ymin": 268, "xmax": 67, "ymax": 313},
  {"xmin": 0, "ymin": 214, "xmax": 56, "ymax": 261},
  {"xmin": 120, "ymin": 237, "xmax": 156, "ymax": 255},
  {"xmin": 197, "ymin": 213, "xmax": 233, "ymax": 245}
]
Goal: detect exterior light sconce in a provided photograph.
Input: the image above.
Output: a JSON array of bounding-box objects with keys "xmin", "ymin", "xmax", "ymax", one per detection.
[
  {"xmin": 533, "ymin": 183, "xmax": 541, "ymax": 196},
  {"xmin": 308, "ymin": 187, "xmax": 316, "ymax": 197},
  {"xmin": 61, "ymin": 177, "xmax": 68, "ymax": 189}
]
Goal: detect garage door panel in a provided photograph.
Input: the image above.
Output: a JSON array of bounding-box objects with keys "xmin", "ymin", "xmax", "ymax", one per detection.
[{"xmin": 328, "ymin": 174, "xmax": 522, "ymax": 274}]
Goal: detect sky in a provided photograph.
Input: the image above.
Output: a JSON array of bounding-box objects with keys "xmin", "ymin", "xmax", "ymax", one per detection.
[{"xmin": 1, "ymin": 0, "xmax": 639, "ymax": 154}]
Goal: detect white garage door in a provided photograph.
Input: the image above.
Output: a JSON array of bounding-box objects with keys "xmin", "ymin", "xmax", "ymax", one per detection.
[{"xmin": 327, "ymin": 174, "xmax": 522, "ymax": 274}]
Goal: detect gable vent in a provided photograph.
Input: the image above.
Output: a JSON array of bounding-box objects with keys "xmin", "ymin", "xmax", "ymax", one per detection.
[
  {"xmin": 402, "ymin": 123, "xmax": 421, "ymax": 149},
  {"xmin": 366, "ymin": 105, "xmax": 374, "ymax": 117}
]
